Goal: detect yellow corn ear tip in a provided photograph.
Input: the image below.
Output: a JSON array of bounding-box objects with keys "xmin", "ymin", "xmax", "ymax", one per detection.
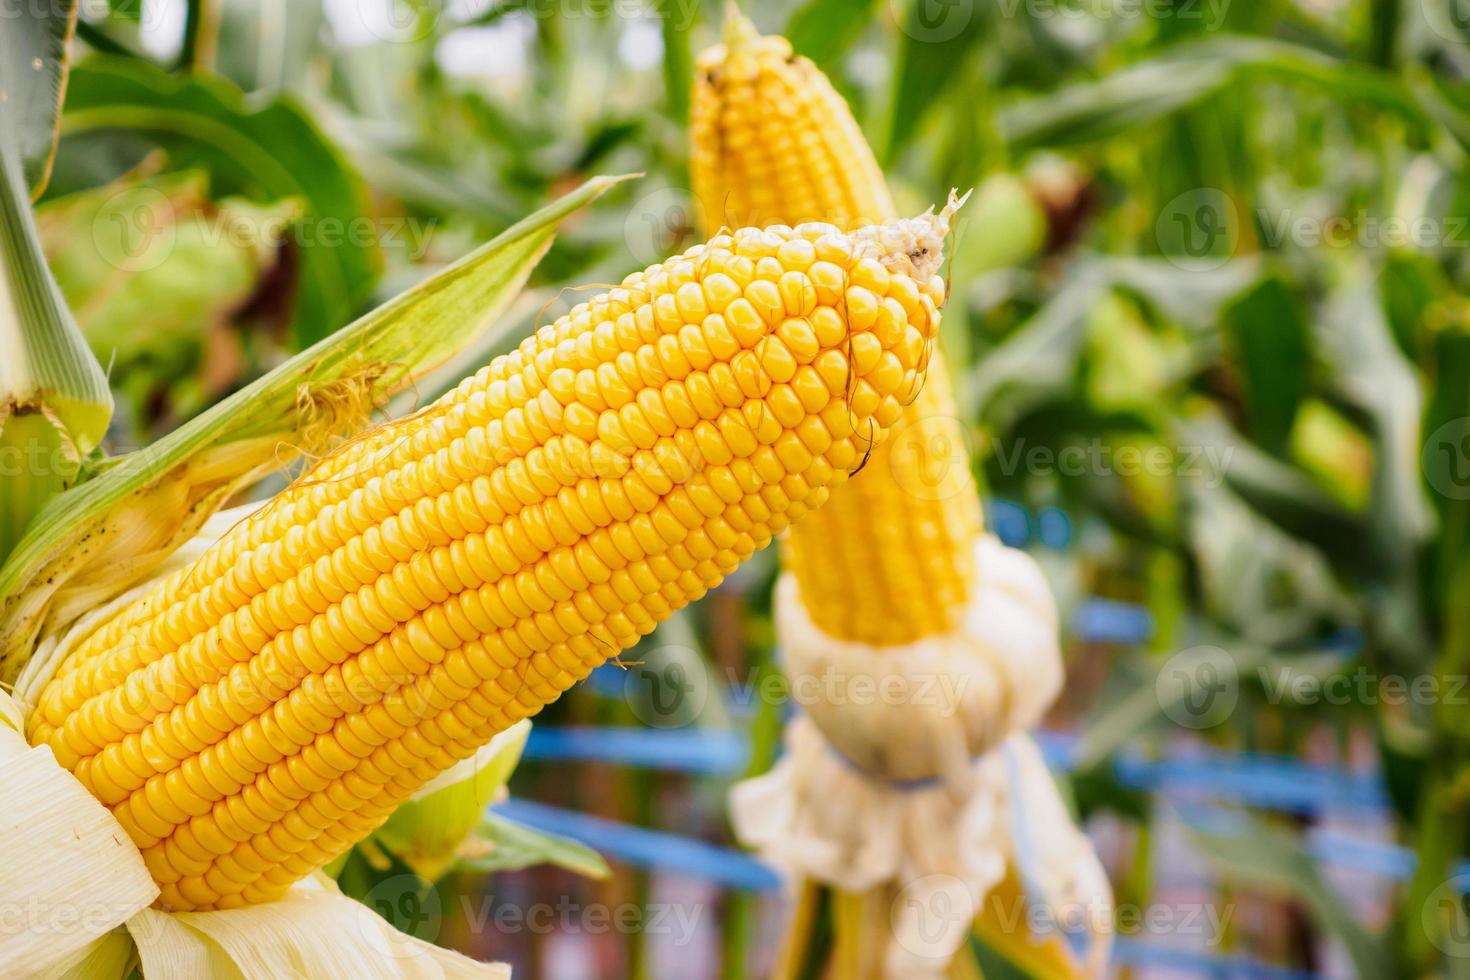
[
  {"xmin": 691, "ymin": 21, "xmax": 892, "ymax": 232},
  {"xmin": 722, "ymin": 0, "xmax": 760, "ymax": 50},
  {"xmin": 853, "ymin": 189, "xmax": 971, "ymax": 281},
  {"xmin": 29, "ymin": 218, "xmax": 947, "ymax": 911}
]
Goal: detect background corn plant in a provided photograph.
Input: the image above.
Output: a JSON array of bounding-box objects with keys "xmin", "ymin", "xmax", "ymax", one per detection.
[{"xmin": 16, "ymin": 0, "xmax": 1470, "ymax": 976}]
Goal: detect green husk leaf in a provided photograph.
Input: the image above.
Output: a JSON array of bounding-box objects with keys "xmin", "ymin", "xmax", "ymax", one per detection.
[
  {"xmin": 0, "ymin": 139, "xmax": 113, "ymax": 567},
  {"xmin": 33, "ymin": 930, "xmax": 134, "ymax": 980},
  {"xmin": 660, "ymin": 0, "xmax": 694, "ymax": 124},
  {"xmin": 0, "ymin": 173, "xmax": 634, "ymax": 681},
  {"xmin": 0, "ymin": 411, "xmax": 77, "ymax": 564},
  {"xmin": 460, "ymin": 812, "xmax": 610, "ymax": 880},
  {"xmin": 374, "ymin": 721, "xmax": 532, "ymax": 883}
]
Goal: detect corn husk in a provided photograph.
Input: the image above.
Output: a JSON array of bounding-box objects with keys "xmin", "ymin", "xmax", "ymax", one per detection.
[
  {"xmin": 0, "ymin": 140, "xmax": 112, "ymax": 567},
  {"xmin": 733, "ymin": 536, "xmax": 1110, "ymax": 979},
  {"xmin": 374, "ymin": 721, "xmax": 532, "ymax": 882},
  {"xmin": 775, "ymin": 535, "xmax": 1064, "ymax": 784},
  {"xmin": 0, "ymin": 689, "xmax": 157, "ymax": 977},
  {"xmin": 126, "ymin": 875, "xmax": 507, "ymax": 980}
]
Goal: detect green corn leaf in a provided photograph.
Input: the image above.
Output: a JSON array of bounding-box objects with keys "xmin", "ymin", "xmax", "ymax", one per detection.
[
  {"xmin": 661, "ymin": 0, "xmax": 696, "ymax": 125},
  {"xmin": 1001, "ymin": 37, "xmax": 1432, "ymax": 152},
  {"xmin": 786, "ymin": 0, "xmax": 881, "ymax": 74},
  {"xmin": 1223, "ymin": 278, "xmax": 1309, "ymax": 457},
  {"xmin": 1186, "ymin": 811, "xmax": 1391, "ymax": 979},
  {"xmin": 881, "ymin": 0, "xmax": 990, "ymax": 164}
]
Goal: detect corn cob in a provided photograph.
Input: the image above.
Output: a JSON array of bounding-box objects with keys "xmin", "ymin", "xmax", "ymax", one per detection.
[
  {"xmin": 26, "ymin": 214, "xmax": 953, "ymax": 911},
  {"xmin": 692, "ymin": 8, "xmax": 981, "ymax": 646}
]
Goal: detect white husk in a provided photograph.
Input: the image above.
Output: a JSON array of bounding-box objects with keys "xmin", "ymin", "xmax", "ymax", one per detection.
[
  {"xmin": 731, "ymin": 535, "xmax": 1111, "ymax": 978},
  {"xmin": 0, "ymin": 689, "xmax": 158, "ymax": 977},
  {"xmin": 775, "ymin": 535, "xmax": 1064, "ymax": 783},
  {"xmin": 125, "ymin": 875, "xmax": 508, "ymax": 980}
]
